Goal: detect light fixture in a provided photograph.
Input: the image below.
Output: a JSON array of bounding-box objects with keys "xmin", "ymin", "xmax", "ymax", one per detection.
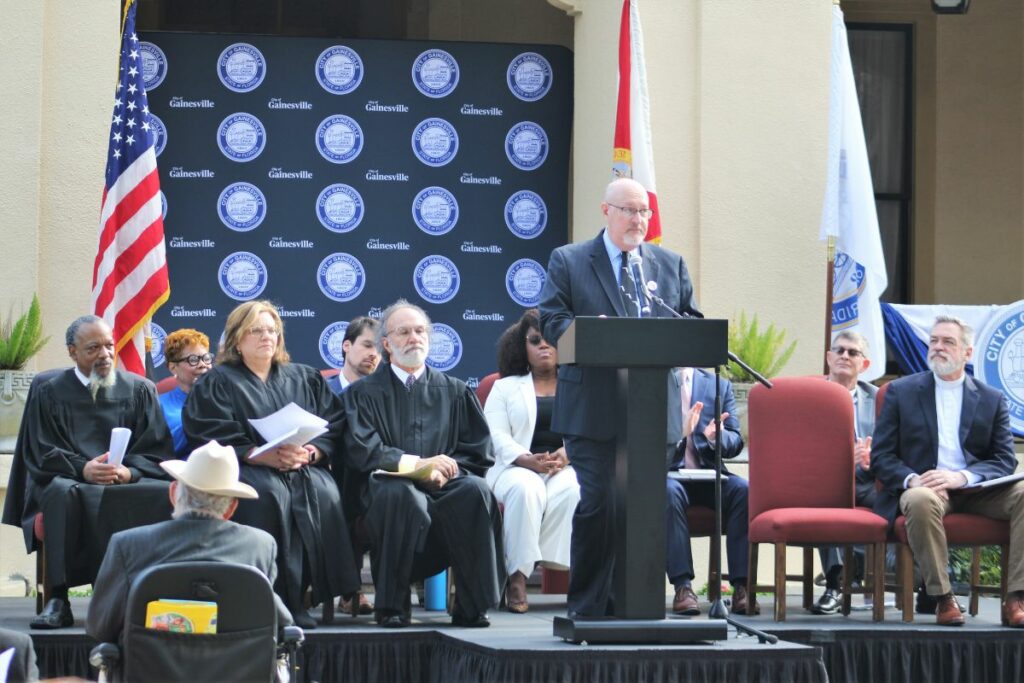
[{"xmin": 932, "ymin": 0, "xmax": 970, "ymax": 14}]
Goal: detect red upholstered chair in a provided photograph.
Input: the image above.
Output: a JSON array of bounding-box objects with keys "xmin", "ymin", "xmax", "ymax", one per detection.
[
  {"xmin": 747, "ymin": 376, "xmax": 888, "ymax": 621},
  {"xmin": 155, "ymin": 375, "xmax": 177, "ymax": 394},
  {"xmin": 872, "ymin": 383, "xmax": 1011, "ymax": 623},
  {"xmin": 474, "ymin": 372, "xmax": 500, "ymax": 407}
]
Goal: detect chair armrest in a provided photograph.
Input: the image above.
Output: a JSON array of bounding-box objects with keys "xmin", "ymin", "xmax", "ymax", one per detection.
[
  {"xmin": 89, "ymin": 642, "xmax": 121, "ymax": 670},
  {"xmin": 281, "ymin": 625, "xmax": 304, "ymax": 646}
]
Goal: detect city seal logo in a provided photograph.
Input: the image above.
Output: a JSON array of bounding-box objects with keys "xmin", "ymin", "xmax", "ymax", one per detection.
[
  {"xmin": 504, "ymin": 190, "xmax": 547, "ymax": 239},
  {"xmin": 218, "ymin": 252, "xmax": 268, "ymax": 301},
  {"xmin": 160, "ymin": 191, "xmax": 168, "ymax": 220},
  {"xmin": 217, "ymin": 182, "xmax": 266, "ymax": 232},
  {"xmin": 412, "ymin": 186, "xmax": 459, "ymax": 236},
  {"xmin": 505, "ymin": 121, "xmax": 548, "ymax": 171},
  {"xmin": 411, "ymin": 117, "xmax": 458, "ymax": 167},
  {"xmin": 148, "ymin": 113, "xmax": 167, "ymax": 157},
  {"xmin": 973, "ymin": 300, "xmax": 1024, "ymax": 434},
  {"xmin": 315, "ymin": 45, "xmax": 364, "ymax": 95},
  {"xmin": 217, "ymin": 42, "xmax": 267, "ymax": 93},
  {"xmin": 139, "ymin": 41, "xmax": 168, "ymax": 90},
  {"xmin": 150, "ymin": 322, "xmax": 167, "ymax": 368},
  {"xmin": 411, "ymin": 49, "xmax": 459, "ymax": 98},
  {"xmin": 831, "ymin": 251, "xmax": 865, "ymax": 331},
  {"xmin": 413, "ymin": 255, "xmax": 460, "ymax": 304},
  {"xmin": 316, "ymin": 184, "xmax": 364, "ymax": 233},
  {"xmin": 505, "ymin": 258, "xmax": 546, "ymax": 306},
  {"xmin": 318, "ymin": 321, "xmax": 350, "ymax": 369},
  {"xmin": 507, "ymin": 52, "xmax": 553, "ymax": 102},
  {"xmin": 317, "ymin": 253, "xmax": 366, "ymax": 302},
  {"xmin": 426, "ymin": 323, "xmax": 463, "ymax": 372},
  {"xmin": 217, "ymin": 113, "xmax": 266, "ymax": 162},
  {"xmin": 316, "ymin": 114, "xmax": 363, "ymax": 164}
]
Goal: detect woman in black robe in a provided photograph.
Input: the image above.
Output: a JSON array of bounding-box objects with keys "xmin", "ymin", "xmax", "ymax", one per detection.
[{"xmin": 182, "ymin": 300, "xmax": 359, "ymax": 627}]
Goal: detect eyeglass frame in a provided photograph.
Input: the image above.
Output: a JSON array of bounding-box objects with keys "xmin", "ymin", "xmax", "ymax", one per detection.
[
  {"xmin": 607, "ymin": 203, "xmax": 655, "ymax": 219},
  {"xmin": 169, "ymin": 352, "xmax": 215, "ymax": 367},
  {"xmin": 830, "ymin": 346, "xmax": 864, "ymax": 358},
  {"xmin": 246, "ymin": 326, "xmax": 280, "ymax": 338}
]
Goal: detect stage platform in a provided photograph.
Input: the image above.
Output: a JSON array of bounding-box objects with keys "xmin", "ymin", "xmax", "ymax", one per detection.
[{"xmin": 2, "ymin": 593, "xmax": 1021, "ymax": 682}]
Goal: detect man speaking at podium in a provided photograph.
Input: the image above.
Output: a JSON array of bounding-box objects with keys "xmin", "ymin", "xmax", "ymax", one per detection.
[{"xmin": 539, "ymin": 178, "xmax": 700, "ymax": 618}]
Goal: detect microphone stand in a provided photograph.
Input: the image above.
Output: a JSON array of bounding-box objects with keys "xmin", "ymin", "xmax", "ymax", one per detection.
[{"xmin": 644, "ymin": 290, "xmax": 777, "ymax": 644}]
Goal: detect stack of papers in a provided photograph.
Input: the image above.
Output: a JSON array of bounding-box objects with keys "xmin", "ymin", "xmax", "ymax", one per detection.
[
  {"xmin": 668, "ymin": 469, "xmax": 721, "ymax": 482},
  {"xmin": 374, "ymin": 462, "xmax": 436, "ymax": 481},
  {"xmin": 247, "ymin": 402, "xmax": 328, "ymax": 459}
]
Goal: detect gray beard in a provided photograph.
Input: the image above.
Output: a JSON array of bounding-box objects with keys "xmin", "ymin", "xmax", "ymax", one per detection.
[
  {"xmin": 89, "ymin": 368, "xmax": 117, "ymax": 401},
  {"xmin": 927, "ymin": 355, "xmax": 961, "ymax": 378}
]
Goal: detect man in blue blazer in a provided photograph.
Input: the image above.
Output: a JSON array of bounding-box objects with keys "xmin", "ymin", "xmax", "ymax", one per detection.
[
  {"xmin": 539, "ymin": 178, "xmax": 699, "ymax": 618},
  {"xmin": 872, "ymin": 316, "xmax": 1024, "ymax": 627},
  {"xmin": 665, "ymin": 368, "xmax": 754, "ymax": 615}
]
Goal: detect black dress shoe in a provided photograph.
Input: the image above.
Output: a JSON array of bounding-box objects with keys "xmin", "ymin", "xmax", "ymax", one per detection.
[
  {"xmin": 811, "ymin": 588, "xmax": 842, "ymax": 615},
  {"xmin": 30, "ymin": 598, "xmax": 74, "ymax": 629},
  {"xmin": 451, "ymin": 611, "xmax": 490, "ymax": 628},
  {"xmin": 290, "ymin": 608, "xmax": 317, "ymax": 630},
  {"xmin": 380, "ymin": 614, "xmax": 409, "ymax": 628}
]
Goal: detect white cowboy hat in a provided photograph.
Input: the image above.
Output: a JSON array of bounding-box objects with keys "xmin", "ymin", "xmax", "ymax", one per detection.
[{"xmin": 160, "ymin": 441, "xmax": 258, "ymax": 499}]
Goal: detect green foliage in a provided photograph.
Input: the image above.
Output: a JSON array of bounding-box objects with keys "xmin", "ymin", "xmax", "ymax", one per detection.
[
  {"xmin": 0, "ymin": 295, "xmax": 49, "ymax": 370},
  {"xmin": 950, "ymin": 546, "xmax": 1002, "ymax": 587},
  {"xmin": 723, "ymin": 311, "xmax": 797, "ymax": 382}
]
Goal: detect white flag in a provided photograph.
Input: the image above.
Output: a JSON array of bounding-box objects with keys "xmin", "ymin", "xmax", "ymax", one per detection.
[{"xmin": 820, "ymin": 5, "xmax": 888, "ymax": 381}]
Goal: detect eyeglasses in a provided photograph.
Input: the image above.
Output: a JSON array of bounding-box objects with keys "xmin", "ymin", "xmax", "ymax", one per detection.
[
  {"xmin": 387, "ymin": 325, "xmax": 429, "ymax": 339},
  {"xmin": 831, "ymin": 347, "xmax": 863, "ymax": 358},
  {"xmin": 172, "ymin": 353, "xmax": 215, "ymax": 367},
  {"xmin": 247, "ymin": 326, "xmax": 280, "ymax": 338},
  {"xmin": 526, "ymin": 334, "xmax": 545, "ymax": 346},
  {"xmin": 608, "ymin": 203, "xmax": 654, "ymax": 219}
]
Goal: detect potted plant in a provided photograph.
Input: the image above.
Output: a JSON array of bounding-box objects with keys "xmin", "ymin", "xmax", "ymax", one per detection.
[
  {"xmin": 723, "ymin": 311, "xmax": 797, "ymax": 441},
  {"xmin": 0, "ymin": 295, "xmax": 49, "ymax": 451}
]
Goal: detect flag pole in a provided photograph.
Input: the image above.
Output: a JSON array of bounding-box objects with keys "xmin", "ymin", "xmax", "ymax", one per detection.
[{"xmin": 823, "ymin": 0, "xmax": 840, "ymax": 375}]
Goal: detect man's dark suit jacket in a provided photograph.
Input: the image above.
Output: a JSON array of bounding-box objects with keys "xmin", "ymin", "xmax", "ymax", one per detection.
[
  {"xmin": 871, "ymin": 371, "xmax": 1016, "ymax": 526},
  {"xmin": 539, "ymin": 230, "xmax": 699, "ymax": 440},
  {"xmin": 86, "ymin": 512, "xmax": 292, "ymax": 644},
  {"xmin": 666, "ymin": 369, "xmax": 744, "ymax": 471}
]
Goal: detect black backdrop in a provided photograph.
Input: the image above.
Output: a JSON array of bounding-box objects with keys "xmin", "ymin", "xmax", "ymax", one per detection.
[{"xmin": 140, "ymin": 32, "xmax": 571, "ymax": 387}]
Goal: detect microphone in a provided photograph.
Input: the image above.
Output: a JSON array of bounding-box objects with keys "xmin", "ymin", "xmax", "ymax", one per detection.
[{"xmin": 627, "ymin": 252, "xmax": 652, "ymax": 316}]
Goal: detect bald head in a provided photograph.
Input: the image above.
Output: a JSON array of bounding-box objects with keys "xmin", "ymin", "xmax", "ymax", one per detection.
[{"xmin": 602, "ymin": 178, "xmax": 652, "ymax": 251}]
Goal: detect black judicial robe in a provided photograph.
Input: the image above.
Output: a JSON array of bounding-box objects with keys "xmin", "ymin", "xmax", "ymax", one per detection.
[
  {"xmin": 342, "ymin": 364, "xmax": 504, "ymax": 616},
  {"xmin": 182, "ymin": 361, "xmax": 359, "ymax": 610},
  {"xmin": 1, "ymin": 368, "xmax": 173, "ymax": 587}
]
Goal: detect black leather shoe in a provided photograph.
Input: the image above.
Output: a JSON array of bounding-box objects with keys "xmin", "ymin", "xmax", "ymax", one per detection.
[
  {"xmin": 30, "ymin": 598, "xmax": 73, "ymax": 629},
  {"xmin": 380, "ymin": 614, "xmax": 409, "ymax": 628},
  {"xmin": 451, "ymin": 611, "xmax": 490, "ymax": 628},
  {"xmin": 811, "ymin": 588, "xmax": 842, "ymax": 615},
  {"xmin": 290, "ymin": 608, "xmax": 317, "ymax": 630}
]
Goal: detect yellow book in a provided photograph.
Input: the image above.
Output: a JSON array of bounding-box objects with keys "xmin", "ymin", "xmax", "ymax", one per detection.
[{"xmin": 145, "ymin": 599, "xmax": 218, "ymax": 634}]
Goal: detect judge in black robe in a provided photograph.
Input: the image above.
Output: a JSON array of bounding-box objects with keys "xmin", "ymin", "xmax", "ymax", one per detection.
[
  {"xmin": 181, "ymin": 301, "xmax": 359, "ymax": 627},
  {"xmin": 1, "ymin": 316, "xmax": 173, "ymax": 629},
  {"xmin": 342, "ymin": 301, "xmax": 503, "ymax": 627}
]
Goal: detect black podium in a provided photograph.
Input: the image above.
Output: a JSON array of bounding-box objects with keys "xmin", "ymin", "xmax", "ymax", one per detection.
[{"xmin": 552, "ymin": 316, "xmax": 730, "ymax": 644}]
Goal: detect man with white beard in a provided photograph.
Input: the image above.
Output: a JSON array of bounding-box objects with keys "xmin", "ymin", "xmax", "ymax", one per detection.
[
  {"xmin": 872, "ymin": 315, "xmax": 1024, "ymax": 627},
  {"xmin": 3, "ymin": 315, "xmax": 173, "ymax": 629},
  {"xmin": 341, "ymin": 300, "xmax": 503, "ymax": 628}
]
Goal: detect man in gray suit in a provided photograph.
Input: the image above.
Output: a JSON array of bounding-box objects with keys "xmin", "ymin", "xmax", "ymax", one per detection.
[
  {"xmin": 86, "ymin": 441, "xmax": 292, "ymax": 644},
  {"xmin": 539, "ymin": 177, "xmax": 700, "ymax": 618},
  {"xmin": 812, "ymin": 331, "xmax": 879, "ymax": 614}
]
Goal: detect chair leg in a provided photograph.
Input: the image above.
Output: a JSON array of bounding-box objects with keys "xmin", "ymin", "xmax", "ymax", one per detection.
[
  {"xmin": 322, "ymin": 594, "xmax": 334, "ymax": 624},
  {"xmin": 802, "ymin": 547, "xmax": 813, "ymax": 612},
  {"xmin": 841, "ymin": 546, "xmax": 853, "ymax": 616},
  {"xmin": 1001, "ymin": 544, "xmax": 1009, "ymax": 627},
  {"xmin": 774, "ymin": 543, "xmax": 787, "ymax": 622},
  {"xmin": 35, "ymin": 547, "xmax": 43, "ymax": 614},
  {"xmin": 899, "ymin": 543, "xmax": 914, "ymax": 623},
  {"xmin": 748, "ymin": 542, "xmax": 759, "ymax": 616},
  {"xmin": 969, "ymin": 546, "xmax": 981, "ymax": 617},
  {"xmin": 872, "ymin": 542, "xmax": 885, "ymax": 622},
  {"xmin": 893, "ymin": 545, "xmax": 903, "ymax": 612}
]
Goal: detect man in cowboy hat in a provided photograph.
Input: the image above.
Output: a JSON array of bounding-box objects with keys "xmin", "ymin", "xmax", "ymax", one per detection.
[{"xmin": 86, "ymin": 441, "xmax": 293, "ymax": 644}]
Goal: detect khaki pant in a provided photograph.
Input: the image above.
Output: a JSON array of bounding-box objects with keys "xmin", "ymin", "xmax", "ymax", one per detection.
[{"xmin": 900, "ymin": 481, "xmax": 1024, "ymax": 596}]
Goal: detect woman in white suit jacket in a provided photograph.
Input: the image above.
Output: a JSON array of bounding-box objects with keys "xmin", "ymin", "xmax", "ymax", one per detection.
[{"xmin": 484, "ymin": 310, "xmax": 580, "ymax": 613}]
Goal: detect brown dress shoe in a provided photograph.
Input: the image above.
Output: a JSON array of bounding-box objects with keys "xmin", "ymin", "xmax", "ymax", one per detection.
[
  {"xmin": 672, "ymin": 587, "xmax": 700, "ymax": 615},
  {"xmin": 731, "ymin": 584, "xmax": 760, "ymax": 616},
  {"xmin": 505, "ymin": 571, "xmax": 529, "ymax": 614},
  {"xmin": 935, "ymin": 593, "xmax": 965, "ymax": 626},
  {"xmin": 1003, "ymin": 592, "xmax": 1024, "ymax": 628},
  {"xmin": 338, "ymin": 592, "xmax": 374, "ymax": 616}
]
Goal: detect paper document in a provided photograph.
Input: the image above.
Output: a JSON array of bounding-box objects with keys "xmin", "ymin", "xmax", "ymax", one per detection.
[
  {"xmin": 961, "ymin": 470, "xmax": 1024, "ymax": 490},
  {"xmin": 248, "ymin": 403, "xmax": 328, "ymax": 459},
  {"xmin": 0, "ymin": 647, "xmax": 14, "ymax": 683},
  {"xmin": 668, "ymin": 469, "xmax": 721, "ymax": 482},
  {"xmin": 109, "ymin": 427, "xmax": 132, "ymax": 467},
  {"xmin": 374, "ymin": 462, "xmax": 436, "ymax": 482}
]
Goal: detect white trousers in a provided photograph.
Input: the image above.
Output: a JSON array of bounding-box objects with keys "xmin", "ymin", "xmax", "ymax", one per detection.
[{"xmin": 491, "ymin": 465, "xmax": 580, "ymax": 577}]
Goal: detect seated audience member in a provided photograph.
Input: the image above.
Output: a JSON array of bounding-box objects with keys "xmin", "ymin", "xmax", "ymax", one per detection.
[
  {"xmin": 182, "ymin": 301, "xmax": 359, "ymax": 629},
  {"xmin": 326, "ymin": 316, "xmax": 380, "ymax": 395},
  {"xmin": 666, "ymin": 367, "xmax": 756, "ymax": 616},
  {"xmin": 872, "ymin": 316, "xmax": 1024, "ymax": 627},
  {"xmin": 0, "ymin": 315, "xmax": 173, "ymax": 630},
  {"xmin": 87, "ymin": 441, "xmax": 292, "ymax": 644},
  {"xmin": 159, "ymin": 328, "xmax": 213, "ymax": 457},
  {"xmin": 813, "ymin": 331, "xmax": 880, "ymax": 615},
  {"xmin": 0, "ymin": 626, "xmax": 39, "ymax": 682},
  {"xmin": 342, "ymin": 300, "xmax": 503, "ymax": 628},
  {"xmin": 483, "ymin": 310, "xmax": 579, "ymax": 613}
]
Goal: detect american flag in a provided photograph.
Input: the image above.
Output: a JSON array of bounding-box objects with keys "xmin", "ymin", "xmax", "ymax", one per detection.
[{"xmin": 91, "ymin": 0, "xmax": 169, "ymax": 376}]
